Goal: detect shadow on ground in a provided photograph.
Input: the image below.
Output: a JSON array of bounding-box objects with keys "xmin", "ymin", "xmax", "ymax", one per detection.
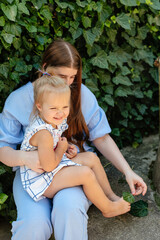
[{"xmin": 88, "ymin": 134, "xmax": 159, "ymax": 240}]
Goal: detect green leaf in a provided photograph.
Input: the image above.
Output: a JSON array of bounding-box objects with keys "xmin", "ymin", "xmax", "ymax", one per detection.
[
  {"xmin": 99, "ymin": 6, "xmax": 112, "ymax": 22},
  {"xmin": 0, "ymin": 193, "xmax": 8, "ymax": 205},
  {"xmin": 137, "ymin": 26, "xmax": 149, "ymax": 40},
  {"xmin": 119, "ymin": 119, "xmax": 128, "ymax": 127},
  {"xmin": 116, "ymin": 13, "xmax": 131, "ymax": 30},
  {"xmin": 18, "ymin": 2, "xmax": 30, "ymax": 15},
  {"xmin": 92, "ymin": 21, "xmax": 104, "ymax": 40},
  {"xmin": 111, "ymin": 128, "xmax": 120, "ymax": 136},
  {"xmin": 130, "ymin": 200, "xmax": 148, "ymax": 217},
  {"xmin": 0, "ymin": 64, "xmax": 9, "ymax": 78},
  {"xmin": 115, "ymin": 86, "xmax": 133, "ymax": 97},
  {"xmin": 13, "ymin": 38, "xmax": 22, "ymax": 50},
  {"xmin": 82, "ymin": 16, "xmax": 91, "ymax": 28},
  {"xmin": 15, "ymin": 60, "xmax": 28, "ymax": 73},
  {"xmin": 40, "ymin": 6, "xmax": 52, "ymax": 20},
  {"xmin": 55, "ymin": 0, "xmax": 74, "ymax": 9},
  {"xmin": 121, "ymin": 109, "xmax": 129, "ymax": 118},
  {"xmin": 85, "ymin": 78, "xmax": 99, "ymax": 92},
  {"xmin": 107, "ymin": 29, "xmax": 117, "ymax": 42},
  {"xmin": 136, "ymin": 104, "xmax": 148, "ymax": 115},
  {"xmin": 1, "ymin": 31, "xmax": 14, "ymax": 44},
  {"xmin": 32, "ymin": 0, "xmax": 47, "ymax": 9},
  {"xmin": 26, "ymin": 25, "xmax": 37, "ymax": 33},
  {"xmin": 7, "ymin": 0, "xmax": 14, "ymax": 3},
  {"xmin": 120, "ymin": 0, "xmax": 138, "ymax": 6},
  {"xmin": 87, "ymin": 44, "xmax": 101, "ymax": 57},
  {"xmin": 134, "ymin": 88, "xmax": 144, "ymax": 98},
  {"xmin": 90, "ymin": 50, "xmax": 109, "ymax": 69},
  {"xmin": 69, "ymin": 27, "xmax": 83, "ymax": 40},
  {"xmin": 112, "ymin": 75, "xmax": 133, "ymax": 86},
  {"xmin": 0, "ymin": 165, "xmax": 6, "ymax": 175},
  {"xmin": 0, "ymin": 16, "xmax": 5, "ymax": 27},
  {"xmin": 102, "ymin": 85, "xmax": 114, "ymax": 95},
  {"xmin": 76, "ymin": 0, "xmax": 88, "ymax": 8},
  {"xmin": 149, "ymin": 0, "xmax": 160, "ymax": 10},
  {"xmin": 107, "ymin": 52, "xmax": 117, "ymax": 66},
  {"xmin": 123, "ymin": 192, "xmax": 135, "ymax": 203},
  {"xmin": 144, "ymin": 90, "xmax": 153, "ymax": 98},
  {"xmin": 1, "ymin": 3, "xmax": 17, "ymax": 22},
  {"xmin": 150, "ymin": 106, "xmax": 159, "ymax": 112},
  {"xmin": 4, "ymin": 23, "xmax": 22, "ymax": 36},
  {"xmin": 103, "ymin": 94, "xmax": 114, "ymax": 107},
  {"xmin": 10, "ymin": 72, "xmax": 20, "ymax": 83},
  {"xmin": 133, "ymin": 49, "xmax": 155, "ymax": 66},
  {"xmin": 121, "ymin": 66, "xmax": 131, "ymax": 76},
  {"xmin": 83, "ymin": 30, "xmax": 96, "ymax": 45}
]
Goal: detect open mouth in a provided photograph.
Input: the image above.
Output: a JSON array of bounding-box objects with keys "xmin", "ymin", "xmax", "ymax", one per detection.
[{"xmin": 54, "ymin": 117, "xmax": 63, "ymax": 120}]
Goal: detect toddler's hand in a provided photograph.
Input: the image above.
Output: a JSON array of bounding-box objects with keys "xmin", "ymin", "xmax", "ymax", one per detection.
[
  {"xmin": 65, "ymin": 144, "xmax": 77, "ymax": 159},
  {"xmin": 58, "ymin": 137, "xmax": 68, "ymax": 153}
]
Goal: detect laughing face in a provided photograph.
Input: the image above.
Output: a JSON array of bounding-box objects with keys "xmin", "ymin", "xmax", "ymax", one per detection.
[{"xmin": 36, "ymin": 90, "xmax": 70, "ymax": 128}]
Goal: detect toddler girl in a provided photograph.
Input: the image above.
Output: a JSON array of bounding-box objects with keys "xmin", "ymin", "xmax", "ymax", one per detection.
[{"xmin": 20, "ymin": 72, "xmax": 130, "ymax": 218}]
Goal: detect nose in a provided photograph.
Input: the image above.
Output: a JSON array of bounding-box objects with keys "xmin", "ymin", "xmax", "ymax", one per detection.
[
  {"xmin": 56, "ymin": 110, "xmax": 64, "ymax": 116},
  {"xmin": 65, "ymin": 77, "xmax": 70, "ymax": 85}
]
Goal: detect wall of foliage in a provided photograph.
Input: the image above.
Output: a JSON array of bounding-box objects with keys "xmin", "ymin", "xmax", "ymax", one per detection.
[{"xmin": 0, "ymin": 0, "xmax": 159, "ymax": 220}]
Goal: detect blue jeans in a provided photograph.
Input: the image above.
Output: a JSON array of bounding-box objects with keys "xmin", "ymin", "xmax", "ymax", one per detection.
[{"xmin": 11, "ymin": 169, "xmax": 91, "ymax": 240}]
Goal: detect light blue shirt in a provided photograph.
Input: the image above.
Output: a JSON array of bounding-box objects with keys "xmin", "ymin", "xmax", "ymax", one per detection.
[{"xmin": 0, "ymin": 82, "xmax": 111, "ymax": 150}]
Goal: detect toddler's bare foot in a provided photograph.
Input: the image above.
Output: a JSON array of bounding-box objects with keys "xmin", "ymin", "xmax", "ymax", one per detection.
[
  {"xmin": 102, "ymin": 197, "xmax": 130, "ymax": 218},
  {"xmin": 108, "ymin": 193, "xmax": 120, "ymax": 202}
]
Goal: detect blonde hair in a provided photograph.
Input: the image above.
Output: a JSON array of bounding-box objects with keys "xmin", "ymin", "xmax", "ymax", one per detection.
[{"xmin": 32, "ymin": 73, "xmax": 70, "ymax": 118}]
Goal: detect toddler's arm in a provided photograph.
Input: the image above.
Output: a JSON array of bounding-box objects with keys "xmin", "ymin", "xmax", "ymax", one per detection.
[{"xmin": 30, "ymin": 130, "xmax": 68, "ymax": 172}]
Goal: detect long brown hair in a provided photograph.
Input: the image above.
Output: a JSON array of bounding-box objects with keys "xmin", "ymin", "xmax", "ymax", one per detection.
[{"xmin": 41, "ymin": 39, "xmax": 89, "ymax": 151}]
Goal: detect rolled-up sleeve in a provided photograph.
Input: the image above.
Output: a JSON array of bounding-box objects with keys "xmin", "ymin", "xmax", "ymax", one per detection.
[
  {"xmin": 81, "ymin": 84, "xmax": 111, "ymax": 141},
  {"xmin": 0, "ymin": 110, "xmax": 24, "ymax": 149},
  {"xmin": 0, "ymin": 83, "xmax": 33, "ymax": 149}
]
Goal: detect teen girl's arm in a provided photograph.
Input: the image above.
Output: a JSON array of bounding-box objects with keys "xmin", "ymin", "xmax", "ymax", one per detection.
[
  {"xmin": 0, "ymin": 147, "xmax": 44, "ymax": 173},
  {"xmin": 0, "ymin": 82, "xmax": 43, "ymax": 172},
  {"xmin": 30, "ymin": 130, "xmax": 68, "ymax": 172},
  {"xmin": 93, "ymin": 134, "xmax": 147, "ymax": 196},
  {"xmin": 81, "ymin": 84, "xmax": 147, "ymax": 196}
]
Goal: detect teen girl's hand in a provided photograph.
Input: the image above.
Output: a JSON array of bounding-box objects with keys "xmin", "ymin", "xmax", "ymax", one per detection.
[
  {"xmin": 125, "ymin": 170, "xmax": 147, "ymax": 196},
  {"xmin": 22, "ymin": 150, "xmax": 44, "ymax": 173},
  {"xmin": 57, "ymin": 137, "xmax": 68, "ymax": 153},
  {"xmin": 65, "ymin": 144, "xmax": 77, "ymax": 159}
]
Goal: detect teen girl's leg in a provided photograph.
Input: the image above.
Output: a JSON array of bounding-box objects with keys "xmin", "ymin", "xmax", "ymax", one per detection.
[
  {"xmin": 11, "ymin": 169, "xmax": 53, "ymax": 240},
  {"xmin": 51, "ymin": 186, "xmax": 91, "ymax": 240}
]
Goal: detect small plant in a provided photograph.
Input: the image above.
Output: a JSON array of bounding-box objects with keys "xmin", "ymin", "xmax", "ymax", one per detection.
[
  {"xmin": 122, "ymin": 192, "xmax": 135, "ymax": 203},
  {"xmin": 0, "ymin": 193, "xmax": 8, "ymax": 210},
  {"xmin": 123, "ymin": 192, "xmax": 148, "ymax": 217}
]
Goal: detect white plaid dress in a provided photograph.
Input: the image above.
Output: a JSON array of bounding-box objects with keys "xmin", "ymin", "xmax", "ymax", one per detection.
[{"xmin": 20, "ymin": 116, "xmax": 80, "ymax": 201}]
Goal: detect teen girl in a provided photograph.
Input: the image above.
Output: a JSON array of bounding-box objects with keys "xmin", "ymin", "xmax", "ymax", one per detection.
[{"xmin": 0, "ymin": 39, "xmax": 147, "ymax": 240}]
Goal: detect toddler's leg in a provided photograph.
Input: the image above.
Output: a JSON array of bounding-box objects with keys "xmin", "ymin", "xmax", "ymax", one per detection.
[
  {"xmin": 44, "ymin": 166, "xmax": 130, "ymax": 218},
  {"xmin": 51, "ymin": 186, "xmax": 91, "ymax": 240},
  {"xmin": 11, "ymin": 169, "xmax": 53, "ymax": 240},
  {"xmin": 72, "ymin": 152, "xmax": 120, "ymax": 201}
]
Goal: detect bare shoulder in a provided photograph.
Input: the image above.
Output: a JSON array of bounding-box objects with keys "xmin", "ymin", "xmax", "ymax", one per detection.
[{"xmin": 30, "ymin": 129, "xmax": 53, "ymax": 147}]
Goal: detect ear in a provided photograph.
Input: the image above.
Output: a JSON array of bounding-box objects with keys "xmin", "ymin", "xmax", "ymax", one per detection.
[
  {"xmin": 36, "ymin": 103, "xmax": 42, "ymax": 112},
  {"xmin": 42, "ymin": 63, "xmax": 46, "ymax": 68}
]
